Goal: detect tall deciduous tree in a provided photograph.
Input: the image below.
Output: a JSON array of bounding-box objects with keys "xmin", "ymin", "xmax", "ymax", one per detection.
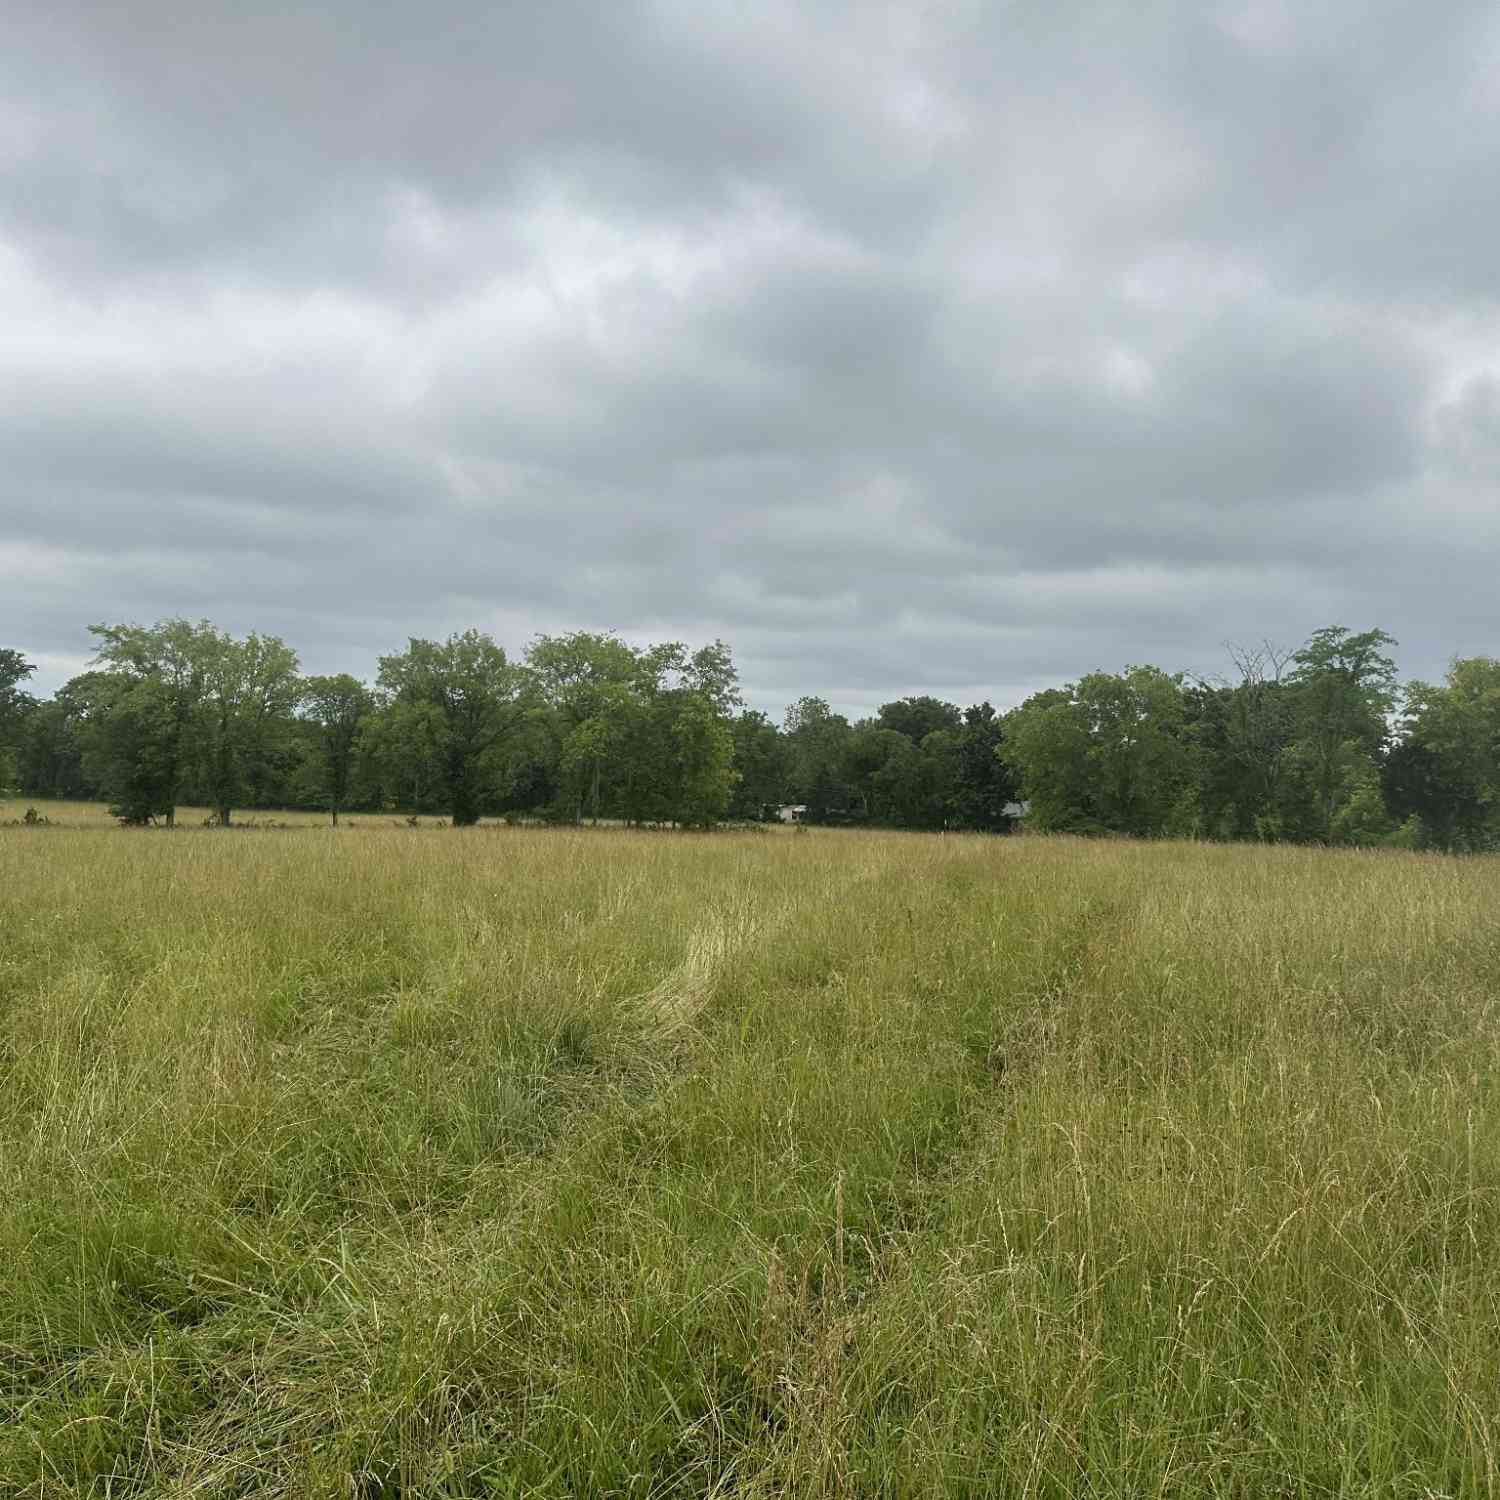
[
  {"xmin": 998, "ymin": 687, "xmax": 1087, "ymax": 831},
  {"xmin": 615, "ymin": 639, "xmax": 742, "ymax": 718},
  {"xmin": 300, "ymin": 674, "xmax": 374, "ymax": 825},
  {"xmin": 954, "ymin": 702, "xmax": 1019, "ymax": 830},
  {"xmin": 87, "ymin": 620, "xmax": 219, "ymax": 824},
  {"xmin": 783, "ymin": 697, "xmax": 855, "ymax": 822},
  {"xmin": 375, "ymin": 631, "xmax": 520, "ymax": 825},
  {"xmin": 198, "ymin": 631, "xmax": 302, "ymax": 826},
  {"xmin": 616, "ymin": 642, "xmax": 740, "ymax": 826},
  {"xmin": 868, "ymin": 730, "xmax": 934, "ymax": 826},
  {"xmin": 727, "ymin": 710, "xmax": 790, "ymax": 819},
  {"xmin": 658, "ymin": 690, "xmax": 737, "ymax": 827},
  {"xmin": 0, "ymin": 649, "xmax": 37, "ymax": 791},
  {"xmin": 876, "ymin": 695, "xmax": 962, "ymax": 745},
  {"xmin": 84, "ymin": 621, "xmax": 302, "ymax": 824},
  {"xmin": 1391, "ymin": 657, "xmax": 1500, "ymax": 850},
  {"xmin": 1001, "ymin": 667, "xmax": 1194, "ymax": 836},
  {"xmin": 524, "ymin": 633, "xmax": 741, "ymax": 826},
  {"xmin": 17, "ymin": 672, "xmax": 108, "ymax": 801},
  {"xmin": 1288, "ymin": 626, "xmax": 1397, "ymax": 840},
  {"xmin": 526, "ymin": 632, "xmax": 643, "ymax": 822},
  {"xmin": 1187, "ymin": 644, "xmax": 1298, "ymax": 839}
]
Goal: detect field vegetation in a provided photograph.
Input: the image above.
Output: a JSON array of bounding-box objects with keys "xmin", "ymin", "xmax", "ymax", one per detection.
[
  {"xmin": 3, "ymin": 818, "xmax": 1499, "ymax": 1496},
  {"xmin": 9, "ymin": 624, "xmax": 1500, "ymax": 851}
]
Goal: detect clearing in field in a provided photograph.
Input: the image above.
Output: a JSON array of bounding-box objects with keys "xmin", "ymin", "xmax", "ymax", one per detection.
[{"xmin": 2, "ymin": 819, "xmax": 1498, "ymax": 1496}]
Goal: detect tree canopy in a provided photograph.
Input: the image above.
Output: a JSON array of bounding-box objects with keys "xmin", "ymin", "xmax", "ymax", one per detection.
[
  {"xmin": 10, "ymin": 618, "xmax": 1500, "ymax": 850},
  {"xmin": 0, "ymin": 649, "xmax": 37, "ymax": 791}
]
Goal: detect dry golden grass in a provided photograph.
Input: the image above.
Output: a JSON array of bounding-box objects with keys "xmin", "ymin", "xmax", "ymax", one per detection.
[{"xmin": 2, "ymin": 814, "xmax": 1498, "ymax": 1495}]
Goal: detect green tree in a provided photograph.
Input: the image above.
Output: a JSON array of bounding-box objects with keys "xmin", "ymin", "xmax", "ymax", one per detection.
[
  {"xmin": 876, "ymin": 695, "xmax": 962, "ymax": 745},
  {"xmin": 18, "ymin": 702, "xmax": 77, "ymax": 799},
  {"xmin": 918, "ymin": 726, "xmax": 967, "ymax": 829},
  {"xmin": 953, "ymin": 702, "xmax": 1019, "ymax": 830},
  {"xmin": 0, "ymin": 648, "xmax": 37, "ymax": 791},
  {"xmin": 198, "ymin": 632, "xmax": 302, "ymax": 825},
  {"xmin": 526, "ymin": 634, "xmax": 742, "ymax": 827},
  {"xmin": 1288, "ymin": 626, "xmax": 1398, "ymax": 840},
  {"xmin": 871, "ymin": 732, "xmax": 939, "ymax": 827},
  {"xmin": 300, "ymin": 674, "xmax": 374, "ymax": 825},
  {"xmin": 1080, "ymin": 668, "xmax": 1195, "ymax": 835},
  {"xmin": 621, "ymin": 643, "xmax": 741, "ymax": 826},
  {"xmin": 783, "ymin": 697, "xmax": 855, "ymax": 822},
  {"xmin": 375, "ymin": 631, "xmax": 520, "ymax": 825},
  {"xmin": 846, "ymin": 723, "xmax": 915, "ymax": 823},
  {"xmin": 18, "ymin": 672, "xmax": 114, "ymax": 800},
  {"xmin": 1390, "ymin": 657, "xmax": 1500, "ymax": 850},
  {"xmin": 1187, "ymin": 644, "xmax": 1300, "ymax": 839},
  {"xmin": 360, "ymin": 698, "xmax": 446, "ymax": 812},
  {"xmin": 557, "ymin": 698, "xmax": 635, "ymax": 822},
  {"xmin": 659, "ymin": 691, "xmax": 737, "ymax": 827},
  {"xmin": 1001, "ymin": 667, "xmax": 1194, "ymax": 836},
  {"xmin": 1000, "ymin": 687, "xmax": 1092, "ymax": 831},
  {"xmin": 525, "ymin": 632, "xmax": 643, "ymax": 822},
  {"xmin": 87, "ymin": 620, "xmax": 221, "ymax": 824},
  {"xmin": 842, "ymin": 698, "xmax": 969, "ymax": 829},
  {"xmin": 665, "ymin": 639, "xmax": 742, "ymax": 717},
  {"xmin": 727, "ymin": 710, "xmax": 790, "ymax": 819}
]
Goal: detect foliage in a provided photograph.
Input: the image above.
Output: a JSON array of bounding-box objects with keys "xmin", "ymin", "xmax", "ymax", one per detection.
[
  {"xmin": 523, "ymin": 632, "xmax": 741, "ymax": 826},
  {"xmin": 197, "ymin": 630, "xmax": 302, "ymax": 825},
  {"xmin": 1287, "ymin": 625, "xmax": 1398, "ymax": 840},
  {"xmin": 299, "ymin": 673, "xmax": 375, "ymax": 825},
  {"xmin": 655, "ymin": 689, "xmax": 737, "ymax": 827},
  {"xmin": 17, "ymin": 617, "xmax": 1500, "ymax": 847},
  {"xmin": 374, "ymin": 630, "xmax": 521, "ymax": 825},
  {"xmin": 527, "ymin": 631, "xmax": 649, "ymax": 822},
  {"xmin": 1001, "ymin": 666, "xmax": 1194, "ymax": 836},
  {"xmin": 875, "ymin": 694, "xmax": 962, "ymax": 744},
  {"xmin": 783, "ymin": 696, "xmax": 857, "ymax": 821},
  {"xmin": 16, "ymin": 672, "xmax": 105, "ymax": 801},
  {"xmin": 1186, "ymin": 643, "xmax": 1298, "ymax": 839},
  {"xmin": 952, "ymin": 701, "xmax": 1020, "ymax": 830},
  {"xmin": 1390, "ymin": 656, "xmax": 1500, "ymax": 850},
  {"xmin": 0, "ymin": 647, "xmax": 36, "ymax": 791},
  {"xmin": 726, "ymin": 710, "xmax": 790, "ymax": 819},
  {"xmin": 82, "ymin": 621, "xmax": 302, "ymax": 826},
  {"xmin": 86, "ymin": 620, "xmax": 220, "ymax": 824}
]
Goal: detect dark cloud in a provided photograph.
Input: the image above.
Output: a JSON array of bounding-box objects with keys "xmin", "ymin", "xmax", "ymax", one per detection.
[{"xmin": 3, "ymin": 0, "xmax": 1498, "ymax": 719}]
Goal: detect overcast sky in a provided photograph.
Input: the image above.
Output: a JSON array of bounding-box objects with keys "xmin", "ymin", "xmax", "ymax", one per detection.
[{"xmin": 3, "ymin": 1, "xmax": 1498, "ymax": 718}]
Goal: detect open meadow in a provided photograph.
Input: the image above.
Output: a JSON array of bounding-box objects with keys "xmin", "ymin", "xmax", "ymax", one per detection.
[{"xmin": 2, "ymin": 815, "xmax": 1499, "ymax": 1497}]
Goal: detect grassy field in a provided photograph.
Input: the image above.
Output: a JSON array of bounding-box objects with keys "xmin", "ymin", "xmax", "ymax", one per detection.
[
  {"xmin": 1, "ymin": 799, "xmax": 419, "ymax": 830},
  {"xmin": 2, "ymin": 815, "xmax": 1499, "ymax": 1497}
]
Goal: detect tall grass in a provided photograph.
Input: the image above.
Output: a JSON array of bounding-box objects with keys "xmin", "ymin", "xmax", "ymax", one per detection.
[{"xmin": 2, "ymin": 820, "xmax": 1497, "ymax": 1495}]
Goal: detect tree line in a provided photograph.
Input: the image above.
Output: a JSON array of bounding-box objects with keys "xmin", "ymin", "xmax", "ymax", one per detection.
[{"xmin": 2, "ymin": 622, "xmax": 1498, "ymax": 850}]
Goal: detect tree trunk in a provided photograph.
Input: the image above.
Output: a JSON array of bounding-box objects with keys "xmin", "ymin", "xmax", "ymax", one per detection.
[{"xmin": 331, "ymin": 804, "xmax": 340, "ymax": 827}]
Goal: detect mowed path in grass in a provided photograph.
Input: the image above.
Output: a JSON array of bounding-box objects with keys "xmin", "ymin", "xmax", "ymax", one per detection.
[{"xmin": 2, "ymin": 823, "xmax": 1499, "ymax": 1496}]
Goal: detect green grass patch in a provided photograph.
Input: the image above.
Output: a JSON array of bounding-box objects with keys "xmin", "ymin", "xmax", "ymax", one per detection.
[{"xmin": 3, "ymin": 823, "xmax": 1499, "ymax": 1494}]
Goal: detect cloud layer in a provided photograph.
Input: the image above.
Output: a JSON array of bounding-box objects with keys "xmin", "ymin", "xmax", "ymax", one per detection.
[{"xmin": 4, "ymin": 0, "xmax": 1498, "ymax": 714}]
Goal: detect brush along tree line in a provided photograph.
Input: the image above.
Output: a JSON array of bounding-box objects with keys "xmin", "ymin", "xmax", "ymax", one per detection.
[{"xmin": 3, "ymin": 623, "xmax": 1499, "ymax": 848}]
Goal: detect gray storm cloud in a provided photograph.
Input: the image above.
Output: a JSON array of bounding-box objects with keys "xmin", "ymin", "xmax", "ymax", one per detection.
[{"xmin": 3, "ymin": 0, "xmax": 1497, "ymax": 715}]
